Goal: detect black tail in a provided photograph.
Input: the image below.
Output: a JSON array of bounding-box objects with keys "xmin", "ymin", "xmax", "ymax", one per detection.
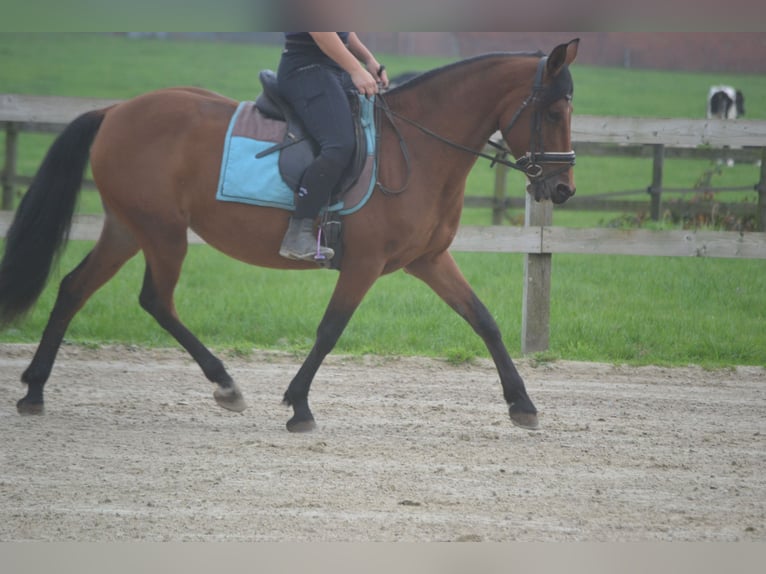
[{"xmin": 0, "ymin": 110, "xmax": 106, "ymax": 326}]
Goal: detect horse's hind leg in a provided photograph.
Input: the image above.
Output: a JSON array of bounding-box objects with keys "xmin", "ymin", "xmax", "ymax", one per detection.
[
  {"xmin": 406, "ymin": 252, "xmax": 539, "ymax": 430},
  {"xmin": 138, "ymin": 239, "xmax": 246, "ymax": 413},
  {"xmin": 18, "ymin": 216, "xmax": 139, "ymax": 414}
]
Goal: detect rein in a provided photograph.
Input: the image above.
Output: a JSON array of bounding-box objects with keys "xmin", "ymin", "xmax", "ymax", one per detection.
[{"xmin": 373, "ymin": 55, "xmax": 576, "ymax": 195}]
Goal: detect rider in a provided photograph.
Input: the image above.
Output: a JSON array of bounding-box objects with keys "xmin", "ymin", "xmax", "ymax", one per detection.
[{"xmin": 277, "ymin": 32, "xmax": 389, "ymax": 261}]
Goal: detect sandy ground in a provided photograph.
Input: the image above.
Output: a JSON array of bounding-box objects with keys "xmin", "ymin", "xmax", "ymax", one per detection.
[{"xmin": 0, "ymin": 342, "xmax": 764, "ymax": 542}]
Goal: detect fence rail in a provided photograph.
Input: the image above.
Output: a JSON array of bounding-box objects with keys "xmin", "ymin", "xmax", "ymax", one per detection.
[
  {"xmin": 3, "ymin": 212, "xmax": 764, "ymax": 260},
  {"xmin": 3, "ymin": 94, "xmax": 766, "ymax": 353}
]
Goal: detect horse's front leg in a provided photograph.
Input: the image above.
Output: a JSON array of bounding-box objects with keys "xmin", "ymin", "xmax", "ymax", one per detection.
[
  {"xmin": 406, "ymin": 251, "xmax": 539, "ymax": 430},
  {"xmin": 282, "ymin": 266, "xmax": 380, "ymax": 432}
]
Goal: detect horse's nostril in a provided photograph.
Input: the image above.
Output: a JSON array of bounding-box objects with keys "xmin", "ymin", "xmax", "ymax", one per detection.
[{"xmin": 552, "ymin": 184, "xmax": 574, "ymax": 204}]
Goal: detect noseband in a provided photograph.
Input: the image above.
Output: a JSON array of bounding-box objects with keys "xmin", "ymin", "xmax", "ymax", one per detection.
[{"xmin": 374, "ymin": 55, "xmax": 575, "ymax": 195}]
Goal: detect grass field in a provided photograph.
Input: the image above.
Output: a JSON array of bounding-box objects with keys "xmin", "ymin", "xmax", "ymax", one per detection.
[{"xmin": 1, "ymin": 33, "xmax": 765, "ymax": 367}]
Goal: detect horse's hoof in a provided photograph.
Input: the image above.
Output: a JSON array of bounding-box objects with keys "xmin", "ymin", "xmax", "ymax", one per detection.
[
  {"xmin": 214, "ymin": 383, "xmax": 247, "ymax": 413},
  {"xmin": 510, "ymin": 412, "xmax": 539, "ymax": 430},
  {"xmin": 509, "ymin": 405, "xmax": 539, "ymax": 430},
  {"xmin": 17, "ymin": 398, "xmax": 45, "ymax": 416},
  {"xmin": 286, "ymin": 416, "xmax": 317, "ymax": 433}
]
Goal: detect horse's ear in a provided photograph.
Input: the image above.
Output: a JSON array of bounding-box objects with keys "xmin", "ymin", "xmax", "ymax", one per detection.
[{"xmin": 547, "ymin": 38, "xmax": 580, "ymax": 78}]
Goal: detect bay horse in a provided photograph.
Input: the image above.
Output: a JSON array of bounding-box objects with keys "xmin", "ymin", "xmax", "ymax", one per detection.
[{"xmin": 0, "ymin": 39, "xmax": 579, "ymax": 431}]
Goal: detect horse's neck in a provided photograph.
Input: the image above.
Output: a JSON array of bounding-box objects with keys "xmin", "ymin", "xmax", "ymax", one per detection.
[{"xmin": 390, "ymin": 56, "xmax": 530, "ymax": 153}]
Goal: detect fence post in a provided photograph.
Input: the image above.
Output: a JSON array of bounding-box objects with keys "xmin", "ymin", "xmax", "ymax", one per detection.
[
  {"xmin": 1, "ymin": 123, "xmax": 18, "ymax": 210},
  {"xmin": 492, "ymin": 159, "xmax": 508, "ymax": 225},
  {"xmin": 648, "ymin": 143, "xmax": 664, "ymax": 221},
  {"xmin": 757, "ymin": 147, "xmax": 766, "ymax": 232},
  {"xmin": 521, "ymin": 193, "xmax": 552, "ymax": 354}
]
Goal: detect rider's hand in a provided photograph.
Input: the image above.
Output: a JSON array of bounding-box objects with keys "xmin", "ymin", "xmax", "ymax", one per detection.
[{"xmin": 351, "ymin": 68, "xmax": 379, "ymax": 97}]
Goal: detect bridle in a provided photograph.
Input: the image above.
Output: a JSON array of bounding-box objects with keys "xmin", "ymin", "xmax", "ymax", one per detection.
[
  {"xmin": 374, "ymin": 55, "xmax": 576, "ymax": 195},
  {"xmin": 494, "ymin": 55, "xmax": 576, "ymax": 180}
]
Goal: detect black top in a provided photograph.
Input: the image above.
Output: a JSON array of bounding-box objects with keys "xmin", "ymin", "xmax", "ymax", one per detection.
[{"xmin": 284, "ymin": 32, "xmax": 349, "ymax": 45}]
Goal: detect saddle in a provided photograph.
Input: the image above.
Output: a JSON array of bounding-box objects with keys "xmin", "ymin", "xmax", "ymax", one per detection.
[{"xmin": 254, "ymin": 70, "xmax": 368, "ymax": 200}]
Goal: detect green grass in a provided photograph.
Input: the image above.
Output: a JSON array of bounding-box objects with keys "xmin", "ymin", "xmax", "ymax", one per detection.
[
  {"xmin": 550, "ymin": 255, "xmax": 766, "ymax": 365},
  {"xmin": 3, "ymin": 243, "xmax": 763, "ymax": 368},
  {"xmin": 1, "ymin": 33, "xmax": 765, "ymax": 367}
]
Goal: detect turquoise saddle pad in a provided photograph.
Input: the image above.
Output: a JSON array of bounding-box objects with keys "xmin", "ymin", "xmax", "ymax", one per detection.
[{"xmin": 216, "ymin": 94, "xmax": 377, "ymax": 215}]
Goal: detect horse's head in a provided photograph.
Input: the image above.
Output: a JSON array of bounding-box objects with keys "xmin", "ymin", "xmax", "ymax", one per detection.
[{"xmin": 500, "ymin": 39, "xmax": 579, "ymax": 205}]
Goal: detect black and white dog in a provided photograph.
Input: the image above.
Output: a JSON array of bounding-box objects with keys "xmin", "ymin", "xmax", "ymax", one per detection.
[
  {"xmin": 707, "ymin": 85, "xmax": 745, "ymax": 120},
  {"xmin": 707, "ymin": 86, "xmax": 746, "ymax": 166}
]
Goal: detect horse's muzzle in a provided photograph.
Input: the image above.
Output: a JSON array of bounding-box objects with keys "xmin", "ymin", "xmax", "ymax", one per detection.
[{"xmin": 527, "ymin": 180, "xmax": 576, "ymax": 204}]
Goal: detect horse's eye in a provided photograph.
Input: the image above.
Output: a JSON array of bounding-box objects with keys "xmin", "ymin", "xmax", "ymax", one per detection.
[{"xmin": 546, "ymin": 110, "xmax": 562, "ymax": 123}]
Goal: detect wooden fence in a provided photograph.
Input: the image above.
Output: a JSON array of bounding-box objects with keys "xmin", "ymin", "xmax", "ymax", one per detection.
[
  {"xmin": 2, "ymin": 94, "xmax": 766, "ymax": 353},
  {"xmin": 477, "ymin": 142, "xmax": 766, "ymax": 225}
]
